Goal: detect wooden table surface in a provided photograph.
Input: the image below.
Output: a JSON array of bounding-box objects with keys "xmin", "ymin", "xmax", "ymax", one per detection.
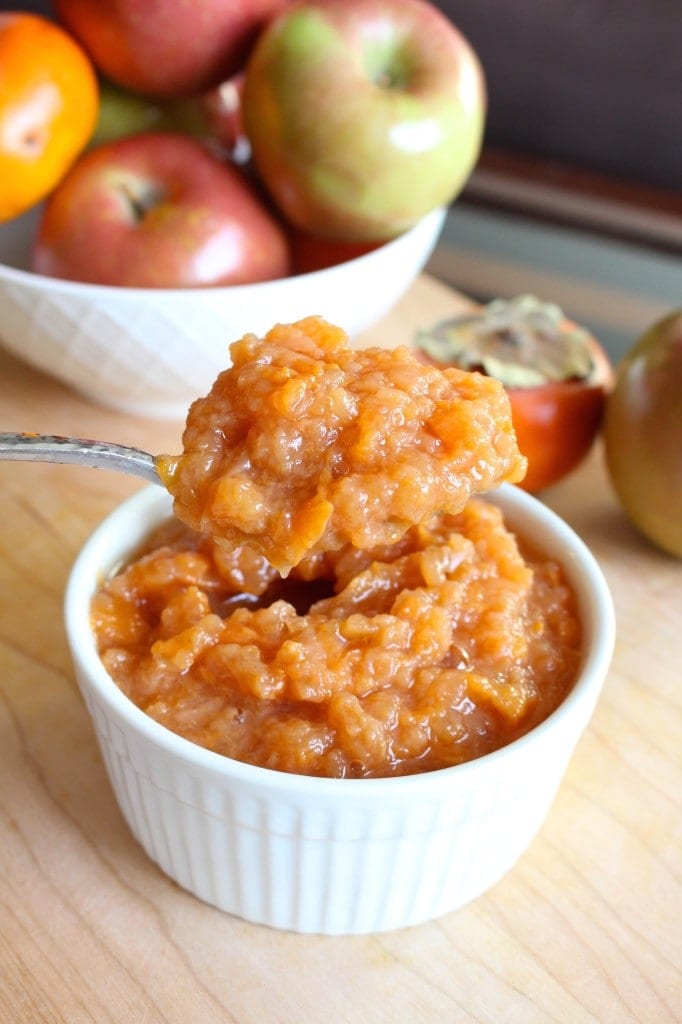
[{"xmin": 0, "ymin": 275, "xmax": 679, "ymax": 1023}]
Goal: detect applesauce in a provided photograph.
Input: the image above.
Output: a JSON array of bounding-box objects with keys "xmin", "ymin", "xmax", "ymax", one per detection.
[
  {"xmin": 156, "ymin": 316, "xmax": 527, "ymax": 574},
  {"xmin": 91, "ymin": 498, "xmax": 581, "ymax": 779},
  {"xmin": 92, "ymin": 318, "xmax": 579, "ymax": 778}
]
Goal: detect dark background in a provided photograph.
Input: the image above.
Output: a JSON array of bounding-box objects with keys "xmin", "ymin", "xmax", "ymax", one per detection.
[
  {"xmin": 438, "ymin": 0, "xmax": 681, "ymax": 194},
  {"xmin": 8, "ymin": 0, "xmax": 682, "ymax": 194}
]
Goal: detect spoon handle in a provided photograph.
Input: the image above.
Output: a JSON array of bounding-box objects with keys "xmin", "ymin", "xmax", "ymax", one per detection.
[{"xmin": 0, "ymin": 432, "xmax": 160, "ymax": 485}]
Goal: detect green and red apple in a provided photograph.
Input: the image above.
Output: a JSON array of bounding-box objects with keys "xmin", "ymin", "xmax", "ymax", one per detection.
[
  {"xmin": 31, "ymin": 133, "xmax": 291, "ymax": 288},
  {"xmin": 604, "ymin": 310, "xmax": 682, "ymax": 557},
  {"xmin": 242, "ymin": 0, "xmax": 486, "ymax": 241},
  {"xmin": 92, "ymin": 77, "xmax": 249, "ymax": 163},
  {"xmin": 53, "ymin": 0, "xmax": 289, "ymax": 99}
]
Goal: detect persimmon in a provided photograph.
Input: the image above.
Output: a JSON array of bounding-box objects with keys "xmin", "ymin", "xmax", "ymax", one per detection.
[
  {"xmin": 0, "ymin": 12, "xmax": 98, "ymax": 222},
  {"xmin": 415, "ymin": 296, "xmax": 614, "ymax": 493},
  {"xmin": 506, "ymin": 372, "xmax": 610, "ymax": 493}
]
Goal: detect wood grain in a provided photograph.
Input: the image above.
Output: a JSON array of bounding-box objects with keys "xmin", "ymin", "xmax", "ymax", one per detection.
[{"xmin": 0, "ymin": 275, "xmax": 679, "ymax": 1024}]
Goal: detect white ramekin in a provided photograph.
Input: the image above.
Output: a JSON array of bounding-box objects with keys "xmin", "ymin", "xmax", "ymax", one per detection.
[{"xmin": 64, "ymin": 483, "xmax": 615, "ymax": 935}]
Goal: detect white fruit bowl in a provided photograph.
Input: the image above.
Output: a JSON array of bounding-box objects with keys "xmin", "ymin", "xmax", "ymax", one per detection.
[
  {"xmin": 0, "ymin": 205, "xmax": 445, "ymax": 420},
  {"xmin": 64, "ymin": 482, "xmax": 615, "ymax": 935}
]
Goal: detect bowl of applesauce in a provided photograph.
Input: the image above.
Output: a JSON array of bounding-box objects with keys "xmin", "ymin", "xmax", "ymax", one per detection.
[{"xmin": 64, "ymin": 478, "xmax": 614, "ymax": 935}]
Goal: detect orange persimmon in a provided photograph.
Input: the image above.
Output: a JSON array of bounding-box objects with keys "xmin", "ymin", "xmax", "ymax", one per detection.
[
  {"xmin": 507, "ymin": 372, "xmax": 610, "ymax": 493},
  {"xmin": 0, "ymin": 12, "xmax": 98, "ymax": 222},
  {"xmin": 414, "ymin": 296, "xmax": 614, "ymax": 493}
]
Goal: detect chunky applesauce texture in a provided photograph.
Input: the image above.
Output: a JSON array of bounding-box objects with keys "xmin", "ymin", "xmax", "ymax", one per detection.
[
  {"xmin": 92, "ymin": 317, "xmax": 582, "ymax": 779},
  {"xmin": 155, "ymin": 316, "xmax": 527, "ymax": 574}
]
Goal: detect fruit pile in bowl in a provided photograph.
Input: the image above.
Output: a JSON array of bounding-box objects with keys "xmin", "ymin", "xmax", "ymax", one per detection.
[{"xmin": 0, "ymin": 0, "xmax": 486, "ymax": 418}]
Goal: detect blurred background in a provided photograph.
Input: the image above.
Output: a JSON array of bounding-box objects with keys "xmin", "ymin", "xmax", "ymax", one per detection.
[
  {"xmin": 431, "ymin": 0, "xmax": 681, "ymax": 362},
  {"xmin": 441, "ymin": 0, "xmax": 680, "ymax": 193}
]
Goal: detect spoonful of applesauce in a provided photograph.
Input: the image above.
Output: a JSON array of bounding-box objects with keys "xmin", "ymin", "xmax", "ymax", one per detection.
[{"xmin": 0, "ymin": 317, "xmax": 527, "ymax": 574}]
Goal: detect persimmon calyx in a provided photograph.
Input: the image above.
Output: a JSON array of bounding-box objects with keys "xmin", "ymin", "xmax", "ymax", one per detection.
[{"xmin": 414, "ymin": 295, "xmax": 596, "ymax": 388}]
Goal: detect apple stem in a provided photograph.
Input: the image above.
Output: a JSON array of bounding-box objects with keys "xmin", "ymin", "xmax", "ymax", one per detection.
[{"xmin": 117, "ymin": 180, "xmax": 164, "ymax": 223}]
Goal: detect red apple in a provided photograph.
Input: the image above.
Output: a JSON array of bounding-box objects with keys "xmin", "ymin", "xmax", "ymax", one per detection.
[
  {"xmin": 53, "ymin": 0, "xmax": 289, "ymax": 99},
  {"xmin": 31, "ymin": 132, "xmax": 291, "ymax": 288},
  {"xmin": 242, "ymin": 0, "xmax": 486, "ymax": 241},
  {"xmin": 289, "ymin": 229, "xmax": 379, "ymax": 274},
  {"xmin": 201, "ymin": 75, "xmax": 250, "ymax": 162}
]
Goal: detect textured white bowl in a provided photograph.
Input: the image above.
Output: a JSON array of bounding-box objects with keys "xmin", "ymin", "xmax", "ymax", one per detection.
[
  {"xmin": 64, "ymin": 483, "xmax": 615, "ymax": 935},
  {"xmin": 0, "ymin": 206, "xmax": 445, "ymax": 420}
]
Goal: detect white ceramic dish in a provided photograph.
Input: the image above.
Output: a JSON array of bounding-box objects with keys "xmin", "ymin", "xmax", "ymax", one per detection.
[
  {"xmin": 64, "ymin": 482, "xmax": 615, "ymax": 935},
  {"xmin": 0, "ymin": 206, "xmax": 445, "ymax": 420}
]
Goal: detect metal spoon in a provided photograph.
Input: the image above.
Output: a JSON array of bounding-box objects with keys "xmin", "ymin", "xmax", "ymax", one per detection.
[{"xmin": 0, "ymin": 432, "xmax": 160, "ymax": 485}]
